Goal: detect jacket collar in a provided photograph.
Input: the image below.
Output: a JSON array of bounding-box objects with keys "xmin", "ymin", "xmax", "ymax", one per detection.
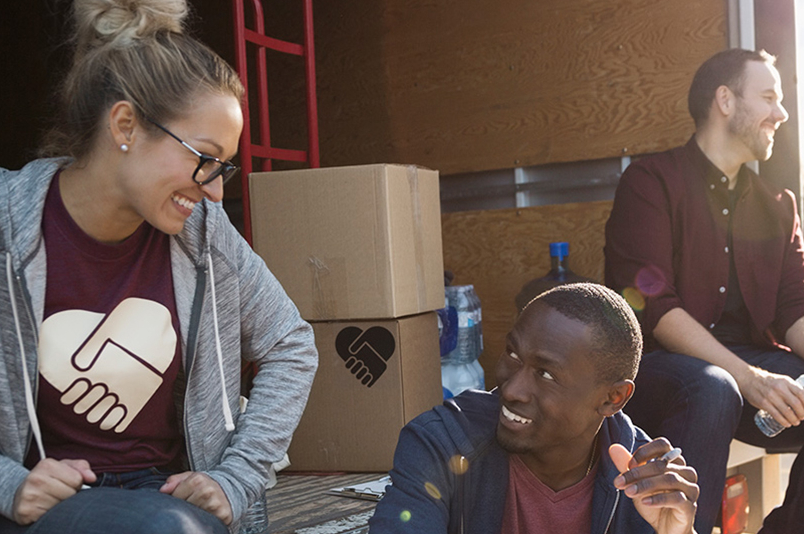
[{"xmin": 3, "ymin": 158, "xmax": 65, "ymax": 265}]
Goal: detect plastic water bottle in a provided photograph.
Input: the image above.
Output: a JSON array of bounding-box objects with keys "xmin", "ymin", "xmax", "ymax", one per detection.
[
  {"xmin": 441, "ymin": 360, "xmax": 485, "ymax": 399},
  {"xmin": 444, "ymin": 285, "xmax": 482, "ymax": 364},
  {"xmin": 437, "ymin": 294, "xmax": 458, "ymax": 362},
  {"xmin": 441, "ymin": 361, "xmax": 477, "ymax": 398},
  {"xmin": 470, "ymin": 359, "xmax": 486, "ymax": 390},
  {"xmin": 441, "ymin": 285, "xmax": 484, "ymax": 398},
  {"xmin": 515, "ymin": 242, "xmax": 592, "ymax": 312},
  {"xmin": 469, "ymin": 287, "xmax": 484, "ymax": 358},
  {"xmin": 754, "ymin": 374, "xmax": 804, "ymax": 437}
]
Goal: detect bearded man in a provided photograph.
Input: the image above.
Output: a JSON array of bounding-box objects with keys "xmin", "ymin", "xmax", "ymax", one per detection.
[{"xmin": 605, "ymin": 48, "xmax": 804, "ymax": 534}]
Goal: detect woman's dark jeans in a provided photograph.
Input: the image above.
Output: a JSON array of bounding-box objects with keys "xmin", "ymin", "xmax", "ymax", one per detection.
[{"xmin": 0, "ymin": 467, "xmax": 228, "ymax": 534}]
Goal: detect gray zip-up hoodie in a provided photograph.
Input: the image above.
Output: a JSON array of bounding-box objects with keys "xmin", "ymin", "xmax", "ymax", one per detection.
[{"xmin": 0, "ymin": 158, "xmax": 318, "ymax": 532}]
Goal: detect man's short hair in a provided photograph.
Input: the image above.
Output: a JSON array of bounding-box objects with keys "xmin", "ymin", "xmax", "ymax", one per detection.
[
  {"xmin": 527, "ymin": 283, "xmax": 642, "ymax": 383},
  {"xmin": 688, "ymin": 48, "xmax": 776, "ymax": 128}
]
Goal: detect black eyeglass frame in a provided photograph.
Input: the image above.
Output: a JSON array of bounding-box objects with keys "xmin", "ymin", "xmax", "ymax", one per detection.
[{"xmin": 147, "ymin": 119, "xmax": 239, "ymax": 186}]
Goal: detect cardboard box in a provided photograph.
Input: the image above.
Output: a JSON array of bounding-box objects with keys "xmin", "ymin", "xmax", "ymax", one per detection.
[
  {"xmin": 287, "ymin": 312, "xmax": 443, "ymax": 472},
  {"xmin": 249, "ymin": 164, "xmax": 444, "ymax": 321}
]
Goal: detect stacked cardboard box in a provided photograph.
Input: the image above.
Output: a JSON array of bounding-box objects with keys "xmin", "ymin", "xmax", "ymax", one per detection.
[{"xmin": 249, "ymin": 164, "xmax": 445, "ymax": 471}]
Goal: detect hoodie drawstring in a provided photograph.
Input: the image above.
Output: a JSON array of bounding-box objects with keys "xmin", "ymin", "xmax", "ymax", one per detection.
[
  {"xmin": 6, "ymin": 253, "xmax": 46, "ymax": 460},
  {"xmin": 207, "ymin": 252, "xmax": 235, "ymax": 432}
]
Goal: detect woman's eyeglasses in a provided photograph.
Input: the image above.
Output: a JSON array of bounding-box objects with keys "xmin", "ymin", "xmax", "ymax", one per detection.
[{"xmin": 147, "ymin": 119, "xmax": 239, "ymax": 186}]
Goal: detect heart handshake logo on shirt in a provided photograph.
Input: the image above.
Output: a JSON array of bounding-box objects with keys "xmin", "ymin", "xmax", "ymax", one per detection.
[
  {"xmin": 38, "ymin": 298, "xmax": 177, "ymax": 433},
  {"xmin": 335, "ymin": 326, "xmax": 395, "ymax": 388}
]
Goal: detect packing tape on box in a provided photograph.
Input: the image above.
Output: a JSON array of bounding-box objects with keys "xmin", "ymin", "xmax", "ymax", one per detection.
[
  {"xmin": 306, "ymin": 166, "xmax": 428, "ymax": 320},
  {"xmin": 406, "ymin": 165, "xmax": 428, "ymax": 311},
  {"xmin": 309, "ymin": 256, "xmax": 335, "ymax": 320},
  {"xmin": 309, "ymin": 256, "xmax": 349, "ymax": 320}
]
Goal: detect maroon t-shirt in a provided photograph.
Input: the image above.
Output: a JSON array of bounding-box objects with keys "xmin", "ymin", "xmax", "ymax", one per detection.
[
  {"xmin": 26, "ymin": 173, "xmax": 183, "ymax": 472},
  {"xmin": 499, "ymin": 454, "xmax": 595, "ymax": 534}
]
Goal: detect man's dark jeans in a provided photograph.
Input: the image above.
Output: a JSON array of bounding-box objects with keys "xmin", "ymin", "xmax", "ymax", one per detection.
[
  {"xmin": 0, "ymin": 467, "xmax": 228, "ymax": 533},
  {"xmin": 625, "ymin": 346, "xmax": 804, "ymax": 534}
]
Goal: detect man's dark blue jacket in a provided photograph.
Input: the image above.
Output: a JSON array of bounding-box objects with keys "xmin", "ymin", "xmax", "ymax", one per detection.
[{"xmin": 369, "ymin": 389, "xmax": 654, "ymax": 534}]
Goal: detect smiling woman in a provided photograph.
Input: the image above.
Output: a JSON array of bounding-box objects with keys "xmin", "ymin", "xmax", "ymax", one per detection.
[
  {"xmin": 40, "ymin": 0, "xmax": 246, "ymax": 243},
  {"xmin": 0, "ymin": 1, "xmax": 317, "ymax": 534}
]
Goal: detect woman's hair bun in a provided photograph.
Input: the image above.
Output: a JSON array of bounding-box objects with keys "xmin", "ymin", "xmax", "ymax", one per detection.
[
  {"xmin": 73, "ymin": 0, "xmax": 188, "ymax": 50},
  {"xmin": 41, "ymin": 0, "xmax": 244, "ymax": 160}
]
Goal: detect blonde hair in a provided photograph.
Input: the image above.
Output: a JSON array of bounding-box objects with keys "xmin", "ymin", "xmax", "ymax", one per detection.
[{"xmin": 41, "ymin": 0, "xmax": 244, "ymax": 159}]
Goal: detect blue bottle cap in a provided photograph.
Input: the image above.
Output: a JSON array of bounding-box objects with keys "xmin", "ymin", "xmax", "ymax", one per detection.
[{"xmin": 549, "ymin": 242, "xmax": 569, "ymax": 260}]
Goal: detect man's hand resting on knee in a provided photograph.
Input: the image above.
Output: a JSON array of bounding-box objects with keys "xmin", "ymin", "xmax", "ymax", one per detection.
[
  {"xmin": 739, "ymin": 366, "xmax": 804, "ymax": 428},
  {"xmin": 13, "ymin": 458, "xmax": 96, "ymax": 525}
]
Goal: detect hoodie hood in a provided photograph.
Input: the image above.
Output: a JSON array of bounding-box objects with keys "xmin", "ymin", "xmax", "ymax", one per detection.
[{"xmin": 0, "ymin": 159, "xmax": 64, "ymax": 263}]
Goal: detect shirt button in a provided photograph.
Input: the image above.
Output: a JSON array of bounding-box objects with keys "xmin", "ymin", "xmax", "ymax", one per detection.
[
  {"xmin": 719, "ymin": 286, "xmax": 726, "ymax": 293},
  {"xmin": 710, "ymin": 323, "xmax": 716, "ymax": 329},
  {"xmin": 725, "ymin": 246, "xmax": 729, "ymax": 253},
  {"xmin": 710, "ymin": 184, "xmax": 715, "ymax": 190},
  {"xmin": 722, "ymin": 208, "xmax": 729, "ymax": 215},
  {"xmin": 721, "ymin": 176, "xmax": 728, "ymax": 183}
]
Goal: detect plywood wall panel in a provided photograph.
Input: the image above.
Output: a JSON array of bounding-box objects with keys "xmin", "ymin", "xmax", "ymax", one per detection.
[
  {"xmin": 313, "ymin": 0, "xmax": 727, "ymax": 175},
  {"xmin": 441, "ymin": 200, "xmax": 613, "ymax": 387}
]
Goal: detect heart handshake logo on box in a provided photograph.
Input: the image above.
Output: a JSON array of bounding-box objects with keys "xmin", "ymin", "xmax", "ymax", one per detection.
[{"xmin": 335, "ymin": 326, "xmax": 396, "ymax": 387}]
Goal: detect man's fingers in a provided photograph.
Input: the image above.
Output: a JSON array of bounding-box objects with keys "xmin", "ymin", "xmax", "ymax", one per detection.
[
  {"xmin": 618, "ymin": 458, "xmax": 696, "ymax": 486},
  {"xmin": 766, "ymin": 386, "xmax": 802, "ymax": 426},
  {"xmin": 757, "ymin": 374, "xmax": 804, "ymax": 426},
  {"xmin": 621, "ymin": 469, "xmax": 700, "ymax": 507},
  {"xmin": 672, "ymin": 465, "xmax": 698, "ymax": 485},
  {"xmin": 766, "ymin": 399, "xmax": 800, "ymax": 427},
  {"xmin": 630, "ymin": 437, "xmax": 672, "ymax": 466},
  {"xmin": 780, "ymin": 387, "xmax": 804, "ymax": 423},
  {"xmin": 618, "ymin": 463, "xmax": 669, "ymax": 488},
  {"xmin": 609, "ymin": 443, "xmax": 633, "ymax": 473},
  {"xmin": 641, "ymin": 489, "xmax": 698, "ymax": 510}
]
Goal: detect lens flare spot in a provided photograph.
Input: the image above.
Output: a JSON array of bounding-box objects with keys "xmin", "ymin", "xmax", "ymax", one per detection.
[
  {"xmin": 622, "ymin": 287, "xmax": 645, "ymax": 312},
  {"xmin": 424, "ymin": 481, "xmax": 442, "ymax": 500},
  {"xmin": 449, "ymin": 455, "xmax": 469, "ymax": 475},
  {"xmin": 635, "ymin": 266, "xmax": 665, "ymax": 297},
  {"xmin": 400, "ymin": 510, "xmax": 411, "ymax": 522}
]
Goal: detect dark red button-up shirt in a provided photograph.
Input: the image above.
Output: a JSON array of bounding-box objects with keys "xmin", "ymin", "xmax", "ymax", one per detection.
[{"xmin": 605, "ymin": 136, "xmax": 804, "ymax": 351}]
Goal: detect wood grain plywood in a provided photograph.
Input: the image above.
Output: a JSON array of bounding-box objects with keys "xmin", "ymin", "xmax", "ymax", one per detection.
[
  {"xmin": 441, "ymin": 200, "xmax": 613, "ymax": 387},
  {"xmin": 314, "ymin": 0, "xmax": 726, "ymax": 175}
]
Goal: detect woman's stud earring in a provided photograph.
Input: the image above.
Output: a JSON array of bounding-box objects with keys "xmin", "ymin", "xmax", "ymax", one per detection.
[{"xmin": 120, "ymin": 144, "xmax": 129, "ymax": 152}]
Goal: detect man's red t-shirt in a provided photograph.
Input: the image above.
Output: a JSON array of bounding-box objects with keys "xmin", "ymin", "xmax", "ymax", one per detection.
[{"xmin": 499, "ymin": 454, "xmax": 596, "ymax": 534}]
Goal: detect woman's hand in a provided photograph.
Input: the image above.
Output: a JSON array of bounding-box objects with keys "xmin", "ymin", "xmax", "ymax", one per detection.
[
  {"xmin": 160, "ymin": 471, "xmax": 233, "ymax": 525},
  {"xmin": 13, "ymin": 458, "xmax": 96, "ymax": 525}
]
